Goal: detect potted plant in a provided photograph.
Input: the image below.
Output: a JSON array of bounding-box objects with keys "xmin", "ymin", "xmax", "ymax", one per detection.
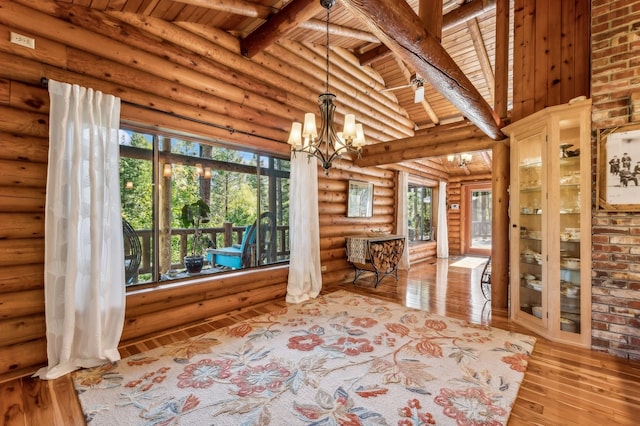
[{"xmin": 181, "ymin": 198, "xmax": 211, "ymax": 273}]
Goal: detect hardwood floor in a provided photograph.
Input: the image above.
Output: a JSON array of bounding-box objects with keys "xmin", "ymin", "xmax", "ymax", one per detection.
[{"xmin": 1, "ymin": 257, "xmax": 639, "ymax": 425}]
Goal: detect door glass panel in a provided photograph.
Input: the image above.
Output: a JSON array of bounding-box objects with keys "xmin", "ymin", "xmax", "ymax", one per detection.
[
  {"xmin": 559, "ymin": 123, "xmax": 582, "ymax": 334},
  {"xmin": 518, "ymin": 134, "xmax": 543, "ymax": 319},
  {"xmin": 470, "ymin": 189, "xmax": 491, "ymax": 250}
]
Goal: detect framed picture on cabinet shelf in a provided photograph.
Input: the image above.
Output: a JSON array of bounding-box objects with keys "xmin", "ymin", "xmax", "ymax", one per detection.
[
  {"xmin": 597, "ymin": 123, "xmax": 640, "ymax": 211},
  {"xmin": 347, "ymin": 180, "xmax": 374, "ymax": 217}
]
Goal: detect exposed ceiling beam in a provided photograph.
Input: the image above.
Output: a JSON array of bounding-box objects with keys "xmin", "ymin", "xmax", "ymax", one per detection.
[
  {"xmin": 444, "ymin": 0, "xmax": 495, "ymax": 29},
  {"xmin": 359, "ymin": 44, "xmax": 395, "ymax": 66},
  {"xmin": 494, "ymin": 0, "xmax": 510, "ymax": 119},
  {"xmin": 357, "ymin": 0, "xmax": 496, "ymax": 65},
  {"xmin": 355, "ymin": 123, "xmax": 494, "ymax": 167},
  {"xmin": 468, "ymin": 17, "xmax": 495, "ymax": 104},
  {"xmin": 420, "ymin": 0, "xmax": 443, "ymax": 42},
  {"xmin": 177, "ymin": 0, "xmax": 379, "ymax": 44},
  {"xmin": 356, "ymin": 135, "xmax": 496, "ymax": 167},
  {"xmin": 240, "ymin": 0, "xmax": 322, "ymax": 58},
  {"xmin": 414, "ymin": 119, "xmax": 472, "ymax": 136},
  {"xmin": 340, "ymin": 0, "xmax": 504, "ymax": 140},
  {"xmin": 174, "ymin": 0, "xmax": 275, "ymax": 19}
]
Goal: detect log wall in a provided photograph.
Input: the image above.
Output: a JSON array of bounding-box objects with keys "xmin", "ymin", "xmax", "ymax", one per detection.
[
  {"xmin": 447, "ymin": 182, "xmax": 463, "ymax": 255},
  {"xmin": 408, "ymin": 241, "xmax": 437, "ymax": 265},
  {"xmin": 0, "ymin": 0, "xmax": 414, "ymax": 381}
]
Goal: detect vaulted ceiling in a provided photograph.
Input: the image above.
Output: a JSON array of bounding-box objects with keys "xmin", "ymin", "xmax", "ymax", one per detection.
[{"xmin": 50, "ymin": 0, "xmax": 511, "ymax": 178}]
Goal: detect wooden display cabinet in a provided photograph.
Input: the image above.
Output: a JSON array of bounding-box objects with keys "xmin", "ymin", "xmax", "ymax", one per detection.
[{"xmin": 503, "ymin": 98, "xmax": 592, "ymax": 348}]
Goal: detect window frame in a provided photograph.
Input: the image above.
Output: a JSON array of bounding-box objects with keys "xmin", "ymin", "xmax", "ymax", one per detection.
[
  {"xmin": 119, "ymin": 125, "xmax": 291, "ymax": 289},
  {"xmin": 406, "ymin": 175, "xmax": 438, "ymax": 244}
]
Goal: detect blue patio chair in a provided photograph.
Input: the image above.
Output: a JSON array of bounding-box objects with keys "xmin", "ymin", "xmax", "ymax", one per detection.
[{"xmin": 209, "ymin": 212, "xmax": 275, "ymax": 269}]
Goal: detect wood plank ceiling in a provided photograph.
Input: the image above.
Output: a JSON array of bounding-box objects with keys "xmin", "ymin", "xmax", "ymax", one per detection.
[{"xmin": 44, "ymin": 0, "xmax": 512, "ymax": 177}]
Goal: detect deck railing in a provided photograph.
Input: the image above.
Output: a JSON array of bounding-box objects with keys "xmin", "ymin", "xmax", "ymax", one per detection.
[
  {"xmin": 133, "ymin": 224, "xmax": 289, "ymax": 277},
  {"xmin": 471, "ymin": 220, "xmax": 492, "ymax": 239}
]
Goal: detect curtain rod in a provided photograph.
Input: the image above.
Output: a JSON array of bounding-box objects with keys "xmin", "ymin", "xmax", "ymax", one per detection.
[{"xmin": 38, "ymin": 77, "xmax": 282, "ymax": 144}]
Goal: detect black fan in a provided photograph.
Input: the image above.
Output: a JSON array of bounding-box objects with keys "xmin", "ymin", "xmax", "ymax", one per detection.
[{"xmin": 123, "ymin": 219, "xmax": 141, "ymax": 285}]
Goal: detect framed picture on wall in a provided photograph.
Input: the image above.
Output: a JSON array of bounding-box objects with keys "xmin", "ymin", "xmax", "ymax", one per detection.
[
  {"xmin": 597, "ymin": 123, "xmax": 640, "ymax": 211},
  {"xmin": 347, "ymin": 180, "xmax": 374, "ymax": 217}
]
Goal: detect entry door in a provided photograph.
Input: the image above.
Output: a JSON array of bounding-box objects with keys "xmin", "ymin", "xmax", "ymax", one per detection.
[{"xmin": 465, "ymin": 183, "xmax": 492, "ymax": 256}]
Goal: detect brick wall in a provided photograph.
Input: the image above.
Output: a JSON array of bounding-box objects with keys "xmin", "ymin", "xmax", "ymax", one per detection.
[{"xmin": 591, "ymin": 0, "xmax": 640, "ymax": 360}]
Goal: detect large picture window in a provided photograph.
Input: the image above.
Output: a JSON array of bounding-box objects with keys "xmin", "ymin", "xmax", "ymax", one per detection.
[{"xmin": 119, "ymin": 129, "xmax": 290, "ymax": 286}]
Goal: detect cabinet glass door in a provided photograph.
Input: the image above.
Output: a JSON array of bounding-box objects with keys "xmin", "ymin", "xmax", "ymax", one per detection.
[
  {"xmin": 517, "ymin": 133, "xmax": 545, "ymax": 324},
  {"xmin": 557, "ymin": 124, "xmax": 582, "ymax": 334}
]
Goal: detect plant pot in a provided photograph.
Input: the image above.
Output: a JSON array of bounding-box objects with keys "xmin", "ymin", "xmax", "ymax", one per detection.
[{"xmin": 184, "ymin": 255, "xmax": 204, "ymax": 274}]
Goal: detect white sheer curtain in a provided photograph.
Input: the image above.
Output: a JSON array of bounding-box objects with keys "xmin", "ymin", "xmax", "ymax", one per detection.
[
  {"xmin": 396, "ymin": 171, "xmax": 410, "ymax": 270},
  {"xmin": 437, "ymin": 181, "xmax": 449, "ymax": 258},
  {"xmin": 35, "ymin": 80, "xmax": 125, "ymax": 380},
  {"xmin": 286, "ymin": 154, "xmax": 322, "ymax": 303}
]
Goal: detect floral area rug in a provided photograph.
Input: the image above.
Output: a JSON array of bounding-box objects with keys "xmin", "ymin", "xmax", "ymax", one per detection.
[{"xmin": 73, "ymin": 290, "xmax": 536, "ymax": 425}]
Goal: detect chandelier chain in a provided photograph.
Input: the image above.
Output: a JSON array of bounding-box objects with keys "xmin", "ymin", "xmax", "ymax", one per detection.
[{"xmin": 325, "ymin": 6, "xmax": 330, "ymax": 94}]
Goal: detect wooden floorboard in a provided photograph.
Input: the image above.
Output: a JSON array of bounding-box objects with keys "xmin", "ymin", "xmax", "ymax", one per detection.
[{"xmin": 1, "ymin": 257, "xmax": 639, "ymax": 425}]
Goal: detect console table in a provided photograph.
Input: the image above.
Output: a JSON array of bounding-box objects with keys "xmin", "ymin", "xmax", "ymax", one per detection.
[{"xmin": 345, "ymin": 234, "xmax": 405, "ymax": 287}]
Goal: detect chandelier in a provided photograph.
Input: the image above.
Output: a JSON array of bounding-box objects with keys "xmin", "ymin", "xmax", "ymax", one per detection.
[
  {"xmin": 287, "ymin": 0, "xmax": 366, "ymax": 174},
  {"xmin": 447, "ymin": 153, "xmax": 473, "ymax": 168}
]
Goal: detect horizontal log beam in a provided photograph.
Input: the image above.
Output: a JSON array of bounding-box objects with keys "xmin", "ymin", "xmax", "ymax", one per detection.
[
  {"xmin": 358, "ymin": 122, "xmax": 487, "ymax": 161},
  {"xmin": 341, "ymin": 0, "xmax": 504, "ymax": 140},
  {"xmin": 356, "ymin": 136, "xmax": 496, "ymax": 167}
]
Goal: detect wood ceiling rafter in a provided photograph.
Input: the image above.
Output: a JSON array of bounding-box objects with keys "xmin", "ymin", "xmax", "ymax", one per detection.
[
  {"xmin": 357, "ymin": 0, "xmax": 496, "ymax": 66},
  {"xmin": 176, "ymin": 0, "xmax": 378, "ymax": 43},
  {"xmin": 480, "ymin": 150, "xmax": 492, "ymax": 168},
  {"xmin": 340, "ymin": 0, "xmax": 504, "ymax": 140},
  {"xmin": 298, "ymin": 19, "xmax": 379, "ymax": 43},
  {"xmin": 240, "ymin": 0, "xmax": 322, "ymax": 58},
  {"xmin": 467, "ymin": 17, "xmax": 495, "ymax": 105},
  {"xmin": 173, "ymin": 0, "xmax": 275, "ymax": 19}
]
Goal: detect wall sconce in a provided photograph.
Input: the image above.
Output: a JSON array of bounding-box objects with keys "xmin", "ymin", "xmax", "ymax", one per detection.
[
  {"xmin": 163, "ymin": 163, "xmax": 172, "ymax": 177},
  {"xmin": 125, "ymin": 181, "xmax": 133, "ymax": 189},
  {"xmin": 204, "ymin": 167, "xmax": 211, "ymax": 179},
  {"xmin": 447, "ymin": 153, "xmax": 473, "ymax": 168},
  {"xmin": 195, "ymin": 163, "xmax": 204, "ymax": 176}
]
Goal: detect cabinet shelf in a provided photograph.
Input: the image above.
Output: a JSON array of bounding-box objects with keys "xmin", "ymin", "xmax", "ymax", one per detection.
[{"xmin": 519, "ymin": 187, "xmax": 542, "ymax": 193}]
